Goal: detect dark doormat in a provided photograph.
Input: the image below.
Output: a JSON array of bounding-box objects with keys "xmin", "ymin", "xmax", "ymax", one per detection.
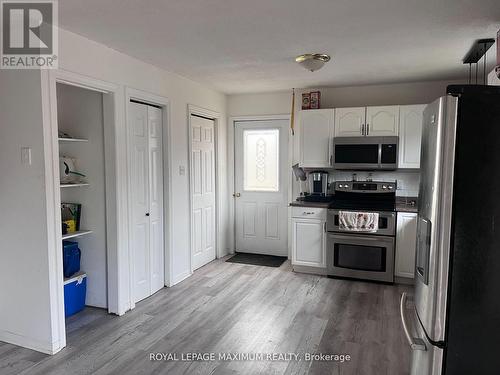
[{"xmin": 226, "ymin": 252, "xmax": 287, "ymax": 267}]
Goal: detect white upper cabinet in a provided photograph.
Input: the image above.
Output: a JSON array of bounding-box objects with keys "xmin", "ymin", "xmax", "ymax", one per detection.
[
  {"xmin": 398, "ymin": 104, "xmax": 425, "ymax": 169},
  {"xmin": 334, "ymin": 106, "xmax": 398, "ymax": 137},
  {"xmin": 299, "ymin": 109, "xmax": 334, "ymax": 168},
  {"xmin": 334, "ymin": 107, "xmax": 366, "ymax": 137},
  {"xmin": 365, "ymin": 105, "xmax": 399, "ymax": 136}
]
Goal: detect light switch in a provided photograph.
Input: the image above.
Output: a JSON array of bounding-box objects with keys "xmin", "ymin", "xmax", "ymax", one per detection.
[
  {"xmin": 21, "ymin": 147, "xmax": 32, "ymax": 165},
  {"xmin": 179, "ymin": 165, "xmax": 186, "ymax": 176}
]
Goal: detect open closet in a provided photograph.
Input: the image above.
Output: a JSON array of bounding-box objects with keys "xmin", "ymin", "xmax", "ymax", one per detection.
[{"xmin": 56, "ymin": 82, "xmax": 109, "ymax": 320}]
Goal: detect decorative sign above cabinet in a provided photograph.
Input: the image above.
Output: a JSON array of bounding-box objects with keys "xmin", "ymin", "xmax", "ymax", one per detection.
[{"xmin": 302, "ymin": 91, "xmax": 322, "ymax": 110}]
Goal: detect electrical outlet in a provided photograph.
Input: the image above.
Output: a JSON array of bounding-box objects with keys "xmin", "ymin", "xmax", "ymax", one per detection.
[{"xmin": 179, "ymin": 165, "xmax": 186, "ymax": 176}]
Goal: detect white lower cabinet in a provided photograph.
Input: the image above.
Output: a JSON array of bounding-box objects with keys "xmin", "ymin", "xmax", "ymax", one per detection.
[
  {"xmin": 395, "ymin": 212, "xmax": 418, "ymax": 278},
  {"xmin": 291, "ymin": 208, "xmax": 326, "ymax": 268}
]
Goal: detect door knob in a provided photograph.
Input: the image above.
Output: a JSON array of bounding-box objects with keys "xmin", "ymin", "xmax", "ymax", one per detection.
[
  {"xmin": 233, "ymin": 193, "xmax": 241, "ymax": 197},
  {"xmin": 145, "ymin": 213, "xmax": 150, "ymax": 216}
]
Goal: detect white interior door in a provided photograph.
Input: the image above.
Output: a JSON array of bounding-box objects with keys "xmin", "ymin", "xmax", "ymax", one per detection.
[
  {"xmin": 129, "ymin": 102, "xmax": 164, "ymax": 303},
  {"xmin": 234, "ymin": 119, "xmax": 289, "ymax": 256},
  {"xmin": 147, "ymin": 106, "xmax": 164, "ymax": 294},
  {"xmin": 191, "ymin": 115, "xmax": 216, "ymax": 270}
]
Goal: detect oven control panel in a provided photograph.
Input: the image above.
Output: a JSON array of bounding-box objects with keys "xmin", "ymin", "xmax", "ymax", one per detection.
[{"xmin": 335, "ymin": 181, "xmax": 396, "ymax": 193}]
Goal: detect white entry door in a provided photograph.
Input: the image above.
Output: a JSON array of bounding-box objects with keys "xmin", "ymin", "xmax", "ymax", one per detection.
[
  {"xmin": 191, "ymin": 115, "xmax": 216, "ymax": 270},
  {"xmin": 129, "ymin": 101, "xmax": 164, "ymax": 303},
  {"xmin": 234, "ymin": 119, "xmax": 289, "ymax": 256}
]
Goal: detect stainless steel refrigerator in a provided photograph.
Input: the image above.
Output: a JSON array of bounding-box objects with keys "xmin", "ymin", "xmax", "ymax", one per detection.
[{"xmin": 400, "ymin": 85, "xmax": 500, "ymax": 375}]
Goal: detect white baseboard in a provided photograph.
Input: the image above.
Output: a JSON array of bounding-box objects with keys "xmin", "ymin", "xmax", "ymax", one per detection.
[
  {"xmin": 171, "ymin": 271, "xmax": 192, "ymax": 286},
  {"xmin": 218, "ymin": 247, "xmax": 230, "ymax": 258},
  {"xmin": 85, "ymin": 300, "xmax": 107, "ymax": 309},
  {"xmin": 117, "ymin": 300, "xmax": 131, "ymax": 316},
  {"xmin": 0, "ymin": 330, "xmax": 63, "ymax": 355},
  {"xmin": 292, "ymin": 265, "xmax": 328, "ymax": 275}
]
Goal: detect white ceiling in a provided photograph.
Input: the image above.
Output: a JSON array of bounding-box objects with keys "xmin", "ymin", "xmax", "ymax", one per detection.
[{"xmin": 59, "ymin": 0, "xmax": 500, "ymax": 94}]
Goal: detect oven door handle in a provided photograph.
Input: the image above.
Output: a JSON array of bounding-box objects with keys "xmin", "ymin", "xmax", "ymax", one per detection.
[{"xmin": 328, "ymin": 233, "xmax": 393, "ymax": 242}]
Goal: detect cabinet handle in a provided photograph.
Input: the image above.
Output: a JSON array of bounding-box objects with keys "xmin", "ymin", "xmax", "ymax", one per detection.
[
  {"xmin": 366, "ymin": 123, "xmax": 369, "ymax": 135},
  {"xmin": 324, "ymin": 222, "xmax": 327, "ymax": 232},
  {"xmin": 361, "ymin": 123, "xmax": 365, "ymax": 136},
  {"xmin": 330, "ymin": 154, "xmax": 333, "ymax": 166}
]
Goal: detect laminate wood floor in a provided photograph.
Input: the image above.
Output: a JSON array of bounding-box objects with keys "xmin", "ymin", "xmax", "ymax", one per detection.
[{"xmin": 0, "ymin": 258, "xmax": 412, "ymax": 375}]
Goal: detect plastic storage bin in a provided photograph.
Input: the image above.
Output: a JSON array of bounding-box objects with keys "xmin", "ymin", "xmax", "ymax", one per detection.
[
  {"xmin": 64, "ymin": 272, "xmax": 86, "ymax": 317},
  {"xmin": 63, "ymin": 240, "xmax": 81, "ymax": 278}
]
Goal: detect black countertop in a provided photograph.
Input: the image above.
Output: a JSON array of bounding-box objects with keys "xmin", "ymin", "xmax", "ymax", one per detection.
[
  {"xmin": 289, "ymin": 201, "xmax": 333, "ymax": 208},
  {"xmin": 395, "ymin": 196, "xmax": 418, "ymax": 213},
  {"xmin": 289, "ymin": 196, "xmax": 418, "ymax": 212}
]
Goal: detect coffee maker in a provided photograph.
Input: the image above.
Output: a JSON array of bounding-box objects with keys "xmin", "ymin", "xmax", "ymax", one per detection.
[{"xmin": 304, "ymin": 171, "xmax": 332, "ymax": 202}]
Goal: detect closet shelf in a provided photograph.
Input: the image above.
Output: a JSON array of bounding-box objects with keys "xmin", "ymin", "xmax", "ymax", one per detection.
[
  {"xmin": 60, "ymin": 183, "xmax": 90, "ymax": 188},
  {"xmin": 62, "ymin": 230, "xmax": 93, "ymax": 240},
  {"xmin": 58, "ymin": 137, "xmax": 88, "ymax": 143}
]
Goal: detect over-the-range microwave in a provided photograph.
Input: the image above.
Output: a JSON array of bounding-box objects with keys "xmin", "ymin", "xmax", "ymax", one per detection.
[{"xmin": 332, "ymin": 136, "xmax": 398, "ymax": 170}]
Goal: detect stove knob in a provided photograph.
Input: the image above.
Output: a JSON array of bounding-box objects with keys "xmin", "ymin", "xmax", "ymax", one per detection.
[
  {"xmin": 388, "ymin": 185, "xmax": 394, "ymax": 190},
  {"xmin": 344, "ymin": 184, "xmax": 349, "ymax": 188},
  {"xmin": 338, "ymin": 184, "xmax": 343, "ymax": 188},
  {"xmin": 382, "ymin": 185, "xmax": 387, "ymax": 190}
]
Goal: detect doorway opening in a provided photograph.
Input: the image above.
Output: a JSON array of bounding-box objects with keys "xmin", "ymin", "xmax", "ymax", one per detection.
[
  {"xmin": 127, "ymin": 100, "xmax": 165, "ymax": 303},
  {"xmin": 233, "ymin": 118, "xmax": 290, "ymax": 257},
  {"xmin": 188, "ymin": 106, "xmax": 223, "ymax": 273},
  {"xmin": 125, "ymin": 88, "xmax": 171, "ymax": 310},
  {"xmin": 49, "ymin": 78, "xmax": 118, "ymax": 352}
]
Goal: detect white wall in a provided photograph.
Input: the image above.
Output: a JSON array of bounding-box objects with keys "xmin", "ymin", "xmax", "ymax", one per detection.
[
  {"xmin": 1, "ymin": 28, "xmax": 228, "ymax": 353},
  {"xmin": 0, "ymin": 70, "xmax": 58, "ymax": 353},
  {"xmin": 57, "ymin": 29, "xmax": 230, "ymax": 291},
  {"xmin": 56, "ymin": 29, "xmax": 229, "ymax": 287},
  {"xmin": 228, "ymin": 79, "xmax": 464, "ymax": 117},
  {"xmin": 57, "ymin": 83, "xmax": 108, "ymax": 308},
  {"xmin": 228, "ymin": 79, "xmax": 463, "ymax": 199}
]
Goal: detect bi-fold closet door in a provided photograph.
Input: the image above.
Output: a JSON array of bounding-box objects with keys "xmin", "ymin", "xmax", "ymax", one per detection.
[{"xmin": 129, "ymin": 101, "xmax": 164, "ymax": 303}]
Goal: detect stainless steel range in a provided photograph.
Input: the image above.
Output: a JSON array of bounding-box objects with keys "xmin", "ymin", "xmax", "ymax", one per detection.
[{"xmin": 326, "ymin": 181, "xmax": 396, "ymax": 283}]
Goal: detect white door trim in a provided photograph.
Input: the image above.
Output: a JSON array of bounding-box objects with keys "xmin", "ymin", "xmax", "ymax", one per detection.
[
  {"xmin": 41, "ymin": 69, "xmax": 122, "ymax": 354},
  {"xmin": 125, "ymin": 87, "xmax": 172, "ymax": 311},
  {"xmin": 228, "ymin": 115, "xmax": 292, "ymax": 256},
  {"xmin": 188, "ymin": 104, "xmax": 223, "ymax": 274}
]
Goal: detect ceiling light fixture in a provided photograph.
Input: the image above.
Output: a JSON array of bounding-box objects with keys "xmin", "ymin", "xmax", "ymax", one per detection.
[{"xmin": 295, "ymin": 53, "xmax": 331, "ymax": 72}]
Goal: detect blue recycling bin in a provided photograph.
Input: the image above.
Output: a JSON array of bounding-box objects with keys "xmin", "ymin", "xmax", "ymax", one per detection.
[{"xmin": 64, "ymin": 272, "xmax": 87, "ymax": 317}]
